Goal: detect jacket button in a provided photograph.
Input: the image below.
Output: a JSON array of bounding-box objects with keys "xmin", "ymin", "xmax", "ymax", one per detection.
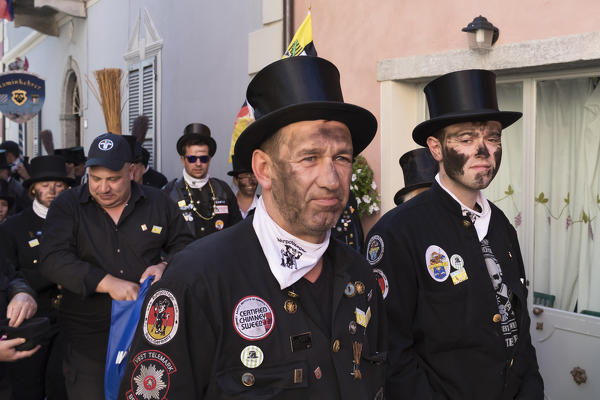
[
  {"xmin": 332, "ymin": 339, "xmax": 341, "ymax": 353},
  {"xmin": 493, "ymin": 313, "xmax": 501, "ymax": 323},
  {"xmin": 510, "ymin": 358, "xmax": 514, "ymax": 367},
  {"xmin": 462, "ymin": 220, "xmax": 471, "ymax": 228},
  {"xmin": 241, "ymin": 372, "xmax": 255, "ymax": 387}
]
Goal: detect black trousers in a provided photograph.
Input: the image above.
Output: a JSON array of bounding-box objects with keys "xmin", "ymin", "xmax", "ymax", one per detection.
[{"xmin": 62, "ymin": 342, "xmax": 105, "ymax": 400}]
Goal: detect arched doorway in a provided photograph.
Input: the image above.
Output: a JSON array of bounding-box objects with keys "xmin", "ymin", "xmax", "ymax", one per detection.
[{"xmin": 61, "ymin": 60, "xmax": 82, "ymax": 148}]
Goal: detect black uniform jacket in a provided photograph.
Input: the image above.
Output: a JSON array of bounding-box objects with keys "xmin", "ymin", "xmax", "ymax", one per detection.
[
  {"xmin": 143, "ymin": 167, "xmax": 168, "ymax": 189},
  {"xmin": 0, "ymin": 207, "xmax": 59, "ymax": 318},
  {"xmin": 163, "ymin": 177, "xmax": 242, "ymax": 239},
  {"xmin": 366, "ymin": 181, "xmax": 543, "ymax": 400},
  {"xmin": 39, "ymin": 182, "xmax": 193, "ymax": 362},
  {"xmin": 118, "ymin": 216, "xmax": 387, "ymax": 399},
  {"xmin": 0, "ymin": 248, "xmax": 36, "ymax": 319}
]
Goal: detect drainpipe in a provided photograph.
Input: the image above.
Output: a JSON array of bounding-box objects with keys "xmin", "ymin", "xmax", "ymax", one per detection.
[{"xmin": 282, "ymin": 0, "xmax": 294, "ymax": 52}]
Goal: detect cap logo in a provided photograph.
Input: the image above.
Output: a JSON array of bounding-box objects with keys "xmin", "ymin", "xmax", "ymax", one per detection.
[{"xmin": 98, "ymin": 139, "xmax": 114, "ymax": 151}]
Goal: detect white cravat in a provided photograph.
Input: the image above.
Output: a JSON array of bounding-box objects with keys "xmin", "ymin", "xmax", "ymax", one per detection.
[
  {"xmin": 182, "ymin": 169, "xmax": 209, "ymax": 189},
  {"xmin": 32, "ymin": 198, "xmax": 49, "ymax": 219},
  {"xmin": 436, "ymin": 174, "xmax": 491, "ymax": 241},
  {"xmin": 252, "ymin": 197, "xmax": 330, "ymax": 289}
]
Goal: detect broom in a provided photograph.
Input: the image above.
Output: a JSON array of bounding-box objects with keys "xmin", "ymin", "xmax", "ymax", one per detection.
[
  {"xmin": 86, "ymin": 68, "xmax": 123, "ymax": 135},
  {"xmin": 132, "ymin": 115, "xmax": 149, "ymax": 144},
  {"xmin": 40, "ymin": 129, "xmax": 54, "ymax": 155}
]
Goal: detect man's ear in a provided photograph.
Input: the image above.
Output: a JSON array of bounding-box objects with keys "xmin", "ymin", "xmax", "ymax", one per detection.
[
  {"xmin": 252, "ymin": 149, "xmax": 272, "ymax": 191},
  {"xmin": 128, "ymin": 163, "xmax": 135, "ymax": 180},
  {"xmin": 427, "ymin": 136, "xmax": 443, "ymax": 162}
]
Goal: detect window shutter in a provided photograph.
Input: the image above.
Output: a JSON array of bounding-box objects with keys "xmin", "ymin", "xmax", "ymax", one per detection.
[{"xmin": 128, "ymin": 57, "xmax": 156, "ymax": 168}]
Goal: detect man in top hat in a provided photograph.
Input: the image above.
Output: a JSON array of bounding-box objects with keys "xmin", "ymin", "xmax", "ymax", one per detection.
[
  {"xmin": 366, "ymin": 69, "xmax": 543, "ymax": 399},
  {"xmin": 392, "ymin": 148, "xmax": 438, "ymax": 206},
  {"xmin": 54, "ymin": 146, "xmax": 87, "ymax": 186},
  {"xmin": 163, "ymin": 123, "xmax": 242, "ymax": 238},
  {"xmin": 228, "ymin": 153, "xmax": 259, "ymax": 219},
  {"xmin": 0, "ymin": 155, "xmax": 73, "ymax": 399},
  {"xmin": 132, "ymin": 140, "xmax": 168, "ymax": 189},
  {"xmin": 118, "ymin": 56, "xmax": 386, "ymax": 399},
  {"xmin": 39, "ymin": 133, "xmax": 194, "ymax": 399},
  {"xmin": 0, "ymin": 149, "xmax": 31, "ymax": 214}
]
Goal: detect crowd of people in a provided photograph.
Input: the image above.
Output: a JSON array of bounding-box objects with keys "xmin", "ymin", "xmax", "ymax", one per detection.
[{"xmin": 0, "ymin": 55, "xmax": 544, "ymax": 400}]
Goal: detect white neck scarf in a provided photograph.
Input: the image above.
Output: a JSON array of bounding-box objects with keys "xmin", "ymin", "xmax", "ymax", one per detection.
[
  {"xmin": 436, "ymin": 174, "xmax": 491, "ymax": 241},
  {"xmin": 183, "ymin": 169, "xmax": 209, "ymax": 189},
  {"xmin": 252, "ymin": 197, "xmax": 330, "ymax": 289},
  {"xmin": 32, "ymin": 198, "xmax": 49, "ymax": 219}
]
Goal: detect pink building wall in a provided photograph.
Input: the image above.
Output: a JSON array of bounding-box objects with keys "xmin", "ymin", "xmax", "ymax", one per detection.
[{"xmin": 294, "ymin": 0, "xmax": 600, "ymax": 231}]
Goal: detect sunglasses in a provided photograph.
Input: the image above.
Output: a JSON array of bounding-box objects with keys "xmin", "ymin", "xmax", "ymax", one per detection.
[{"xmin": 185, "ymin": 155, "xmax": 210, "ymax": 163}]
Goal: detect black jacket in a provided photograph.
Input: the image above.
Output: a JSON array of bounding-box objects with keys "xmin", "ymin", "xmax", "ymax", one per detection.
[
  {"xmin": 366, "ymin": 181, "xmax": 543, "ymax": 400},
  {"xmin": 143, "ymin": 167, "xmax": 168, "ymax": 189},
  {"xmin": 0, "ymin": 248, "xmax": 36, "ymax": 320},
  {"xmin": 118, "ymin": 216, "xmax": 387, "ymax": 399},
  {"xmin": 162, "ymin": 177, "xmax": 242, "ymax": 239}
]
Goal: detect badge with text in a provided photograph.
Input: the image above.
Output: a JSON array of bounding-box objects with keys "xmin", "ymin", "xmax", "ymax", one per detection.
[
  {"xmin": 425, "ymin": 245, "xmax": 450, "ymax": 282},
  {"xmin": 372, "ymin": 268, "xmax": 389, "ymax": 299},
  {"xmin": 215, "ymin": 205, "xmax": 229, "ymax": 214},
  {"xmin": 240, "ymin": 345, "xmax": 264, "ymax": 368},
  {"xmin": 366, "ymin": 235, "xmax": 384, "ymax": 265},
  {"xmin": 233, "ymin": 296, "xmax": 275, "ymax": 341},
  {"xmin": 143, "ymin": 290, "xmax": 180, "ymax": 346},
  {"xmin": 151, "ymin": 225, "xmax": 163, "ymax": 234},
  {"xmin": 28, "ymin": 238, "xmax": 40, "ymax": 247},
  {"xmin": 128, "ymin": 350, "xmax": 177, "ymax": 400},
  {"xmin": 450, "ymin": 254, "xmax": 469, "ymax": 285}
]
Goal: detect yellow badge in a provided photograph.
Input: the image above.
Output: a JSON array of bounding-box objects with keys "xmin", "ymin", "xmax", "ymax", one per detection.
[
  {"xmin": 28, "ymin": 239, "xmax": 40, "ymax": 248},
  {"xmin": 141, "ymin": 224, "xmax": 148, "ymax": 231},
  {"xmin": 355, "ymin": 306, "xmax": 372, "ymax": 328},
  {"xmin": 151, "ymin": 225, "xmax": 162, "ymax": 234},
  {"xmin": 177, "ymin": 200, "xmax": 186, "ymax": 208},
  {"xmin": 450, "ymin": 254, "xmax": 469, "ymax": 285}
]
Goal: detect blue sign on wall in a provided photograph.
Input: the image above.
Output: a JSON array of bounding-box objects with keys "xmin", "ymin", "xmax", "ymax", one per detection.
[{"xmin": 0, "ymin": 72, "xmax": 45, "ymax": 123}]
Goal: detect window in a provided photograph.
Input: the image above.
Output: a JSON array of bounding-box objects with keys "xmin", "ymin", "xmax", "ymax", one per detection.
[{"xmin": 128, "ymin": 57, "xmax": 156, "ymax": 168}]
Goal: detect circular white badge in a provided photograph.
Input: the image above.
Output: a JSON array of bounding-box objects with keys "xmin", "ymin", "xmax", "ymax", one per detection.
[
  {"xmin": 450, "ymin": 254, "xmax": 464, "ymax": 270},
  {"xmin": 240, "ymin": 345, "xmax": 264, "ymax": 369},
  {"xmin": 98, "ymin": 138, "xmax": 114, "ymax": 151},
  {"xmin": 233, "ymin": 296, "xmax": 275, "ymax": 341},
  {"xmin": 366, "ymin": 235, "xmax": 384, "ymax": 265},
  {"xmin": 143, "ymin": 289, "xmax": 180, "ymax": 346},
  {"xmin": 425, "ymin": 245, "xmax": 450, "ymax": 282},
  {"xmin": 372, "ymin": 268, "xmax": 389, "ymax": 299}
]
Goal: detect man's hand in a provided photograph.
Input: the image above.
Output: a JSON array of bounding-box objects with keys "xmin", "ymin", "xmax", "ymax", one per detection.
[
  {"xmin": 96, "ymin": 274, "xmax": 140, "ymax": 300},
  {"xmin": 16, "ymin": 163, "xmax": 30, "ymax": 180},
  {"xmin": 140, "ymin": 261, "xmax": 167, "ymax": 284},
  {"xmin": 7, "ymin": 292, "xmax": 37, "ymax": 327},
  {"xmin": 0, "ymin": 337, "xmax": 40, "ymax": 362}
]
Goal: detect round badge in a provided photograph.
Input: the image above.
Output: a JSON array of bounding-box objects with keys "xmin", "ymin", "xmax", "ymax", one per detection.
[
  {"xmin": 240, "ymin": 345, "xmax": 264, "ymax": 369},
  {"xmin": 425, "ymin": 245, "xmax": 450, "ymax": 282},
  {"xmin": 366, "ymin": 235, "xmax": 384, "ymax": 265},
  {"xmin": 349, "ymin": 320, "xmax": 357, "ymax": 335},
  {"xmin": 450, "ymin": 254, "xmax": 464, "ymax": 270},
  {"xmin": 98, "ymin": 138, "xmax": 114, "ymax": 151},
  {"xmin": 355, "ymin": 281, "xmax": 365, "ymax": 295},
  {"xmin": 372, "ymin": 268, "xmax": 389, "ymax": 299},
  {"xmin": 215, "ymin": 219, "xmax": 224, "ymax": 230},
  {"xmin": 128, "ymin": 350, "xmax": 177, "ymax": 400},
  {"xmin": 143, "ymin": 289, "xmax": 180, "ymax": 346},
  {"xmin": 233, "ymin": 296, "xmax": 275, "ymax": 341},
  {"xmin": 344, "ymin": 282, "xmax": 356, "ymax": 298}
]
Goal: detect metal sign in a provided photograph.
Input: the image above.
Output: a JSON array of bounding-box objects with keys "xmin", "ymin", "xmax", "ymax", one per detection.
[{"xmin": 0, "ymin": 72, "xmax": 45, "ymax": 123}]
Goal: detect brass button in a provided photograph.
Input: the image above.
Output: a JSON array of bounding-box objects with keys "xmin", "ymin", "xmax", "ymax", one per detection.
[
  {"xmin": 284, "ymin": 299, "xmax": 297, "ymax": 314},
  {"xmin": 462, "ymin": 220, "xmax": 471, "ymax": 228},
  {"xmin": 354, "ymin": 281, "xmax": 365, "ymax": 295},
  {"xmin": 241, "ymin": 372, "xmax": 255, "ymax": 387},
  {"xmin": 332, "ymin": 339, "xmax": 341, "ymax": 352},
  {"xmin": 510, "ymin": 358, "xmax": 514, "ymax": 367},
  {"xmin": 493, "ymin": 313, "xmax": 501, "ymax": 323},
  {"xmin": 33, "ymin": 259, "xmax": 38, "ymax": 264}
]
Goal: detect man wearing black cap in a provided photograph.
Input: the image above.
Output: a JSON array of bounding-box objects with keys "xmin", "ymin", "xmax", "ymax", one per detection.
[
  {"xmin": 163, "ymin": 123, "xmax": 242, "ymax": 238},
  {"xmin": 228, "ymin": 153, "xmax": 259, "ymax": 219},
  {"xmin": 118, "ymin": 56, "xmax": 386, "ymax": 399},
  {"xmin": 366, "ymin": 70, "xmax": 543, "ymax": 399},
  {"xmin": 0, "ymin": 155, "xmax": 72, "ymax": 399},
  {"xmin": 39, "ymin": 132, "xmax": 194, "ymax": 399}
]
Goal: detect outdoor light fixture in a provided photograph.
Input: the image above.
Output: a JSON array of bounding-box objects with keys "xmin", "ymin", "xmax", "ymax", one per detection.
[{"xmin": 462, "ymin": 16, "xmax": 499, "ymax": 50}]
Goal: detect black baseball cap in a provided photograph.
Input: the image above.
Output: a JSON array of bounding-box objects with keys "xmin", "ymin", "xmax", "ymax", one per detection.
[{"xmin": 85, "ymin": 133, "xmax": 133, "ymax": 171}]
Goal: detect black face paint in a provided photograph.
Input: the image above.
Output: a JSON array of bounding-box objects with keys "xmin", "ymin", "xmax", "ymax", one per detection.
[
  {"xmin": 475, "ymin": 143, "xmax": 490, "ymax": 157},
  {"xmin": 442, "ymin": 145, "xmax": 468, "ymax": 179},
  {"xmin": 491, "ymin": 147, "xmax": 502, "ymax": 179}
]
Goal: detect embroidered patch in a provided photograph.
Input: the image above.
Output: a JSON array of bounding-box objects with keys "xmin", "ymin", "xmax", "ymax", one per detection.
[
  {"xmin": 233, "ymin": 296, "xmax": 275, "ymax": 341},
  {"xmin": 143, "ymin": 290, "xmax": 180, "ymax": 346},
  {"xmin": 366, "ymin": 235, "xmax": 384, "ymax": 265},
  {"xmin": 450, "ymin": 254, "xmax": 469, "ymax": 285},
  {"xmin": 28, "ymin": 238, "xmax": 40, "ymax": 247},
  {"xmin": 240, "ymin": 345, "xmax": 264, "ymax": 369},
  {"xmin": 215, "ymin": 205, "xmax": 229, "ymax": 214},
  {"xmin": 425, "ymin": 245, "xmax": 450, "ymax": 282},
  {"xmin": 128, "ymin": 350, "xmax": 177, "ymax": 400},
  {"xmin": 151, "ymin": 225, "xmax": 162, "ymax": 234},
  {"xmin": 372, "ymin": 268, "xmax": 389, "ymax": 299},
  {"xmin": 214, "ymin": 219, "xmax": 224, "ymax": 230},
  {"xmin": 98, "ymin": 138, "xmax": 113, "ymax": 151}
]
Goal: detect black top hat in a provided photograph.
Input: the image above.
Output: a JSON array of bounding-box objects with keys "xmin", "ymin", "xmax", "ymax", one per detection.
[
  {"xmin": 227, "ymin": 153, "xmax": 253, "ymax": 177},
  {"xmin": 393, "ymin": 148, "xmax": 439, "ymax": 205},
  {"xmin": 68, "ymin": 146, "xmax": 86, "ymax": 164},
  {"xmin": 412, "ymin": 69, "xmax": 522, "ymax": 147},
  {"xmin": 234, "ymin": 56, "xmax": 377, "ymax": 164},
  {"xmin": 0, "ymin": 317, "xmax": 51, "ymax": 350},
  {"xmin": 0, "ymin": 179, "xmax": 15, "ymax": 209},
  {"xmin": 176, "ymin": 123, "xmax": 217, "ymax": 157},
  {"xmin": 85, "ymin": 133, "xmax": 133, "ymax": 171},
  {"xmin": 0, "ymin": 149, "xmax": 10, "ymax": 169},
  {"xmin": 23, "ymin": 155, "xmax": 76, "ymax": 188}
]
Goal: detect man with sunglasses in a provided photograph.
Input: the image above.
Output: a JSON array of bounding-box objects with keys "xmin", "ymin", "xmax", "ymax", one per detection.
[{"xmin": 163, "ymin": 123, "xmax": 242, "ymax": 239}]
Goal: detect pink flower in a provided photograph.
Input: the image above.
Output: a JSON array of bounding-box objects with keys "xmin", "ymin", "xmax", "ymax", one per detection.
[
  {"xmin": 514, "ymin": 212, "xmax": 522, "ymax": 228},
  {"xmin": 566, "ymin": 216, "xmax": 572, "ymax": 230}
]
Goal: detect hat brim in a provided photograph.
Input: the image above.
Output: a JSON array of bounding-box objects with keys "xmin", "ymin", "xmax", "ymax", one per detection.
[
  {"xmin": 412, "ymin": 110, "xmax": 522, "ymax": 147},
  {"xmin": 393, "ymin": 182, "xmax": 432, "ymax": 205},
  {"xmin": 85, "ymin": 158, "xmax": 128, "ymax": 172},
  {"xmin": 227, "ymin": 169, "xmax": 253, "ymax": 177},
  {"xmin": 176, "ymin": 134, "xmax": 217, "ymax": 157},
  {"xmin": 23, "ymin": 176, "xmax": 76, "ymax": 188},
  {"xmin": 235, "ymin": 101, "xmax": 377, "ymax": 163}
]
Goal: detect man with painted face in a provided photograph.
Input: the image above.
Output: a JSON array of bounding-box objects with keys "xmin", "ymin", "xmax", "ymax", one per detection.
[
  {"xmin": 39, "ymin": 133, "xmax": 193, "ymax": 399},
  {"xmin": 163, "ymin": 123, "xmax": 242, "ymax": 238},
  {"xmin": 228, "ymin": 153, "xmax": 259, "ymax": 219},
  {"xmin": 118, "ymin": 56, "xmax": 386, "ymax": 399},
  {"xmin": 366, "ymin": 70, "xmax": 543, "ymax": 399}
]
